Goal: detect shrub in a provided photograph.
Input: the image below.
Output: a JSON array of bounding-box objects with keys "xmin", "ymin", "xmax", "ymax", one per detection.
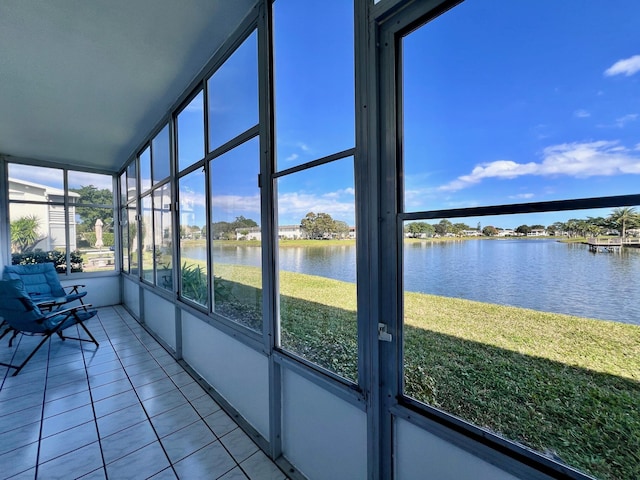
[{"xmin": 12, "ymin": 249, "xmax": 84, "ymax": 272}]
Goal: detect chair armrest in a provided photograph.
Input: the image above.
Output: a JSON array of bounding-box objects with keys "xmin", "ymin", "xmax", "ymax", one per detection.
[
  {"xmin": 43, "ymin": 303, "xmax": 94, "ymax": 320},
  {"xmin": 36, "ymin": 297, "xmax": 68, "ymax": 311}
]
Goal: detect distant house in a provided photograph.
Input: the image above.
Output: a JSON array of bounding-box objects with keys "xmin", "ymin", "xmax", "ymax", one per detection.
[
  {"xmin": 461, "ymin": 229, "xmax": 481, "ymax": 237},
  {"xmin": 236, "ymin": 224, "xmax": 356, "ymax": 240},
  {"xmin": 235, "ymin": 224, "xmax": 302, "ymax": 241},
  {"xmin": 497, "ymin": 229, "xmax": 515, "ymax": 237},
  {"xmin": 528, "ymin": 229, "xmax": 547, "ymax": 236},
  {"xmin": 236, "ymin": 226, "xmax": 262, "ymax": 241},
  {"xmin": 8, "ymin": 177, "xmax": 79, "ymax": 251}
]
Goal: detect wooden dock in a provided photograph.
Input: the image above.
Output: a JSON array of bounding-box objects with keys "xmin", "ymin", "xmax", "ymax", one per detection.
[{"xmin": 587, "ymin": 237, "xmax": 622, "ymax": 253}]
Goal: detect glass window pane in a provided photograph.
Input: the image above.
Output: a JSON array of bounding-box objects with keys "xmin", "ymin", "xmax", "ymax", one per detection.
[
  {"xmin": 273, "ymin": 0, "xmax": 354, "ymax": 169},
  {"xmin": 402, "ymin": 1, "xmax": 640, "ymax": 213},
  {"xmin": 141, "ymin": 195, "xmax": 154, "ymax": 282},
  {"xmin": 120, "ymin": 172, "xmax": 127, "ymax": 206},
  {"xmin": 179, "ymin": 169, "xmax": 208, "ymax": 306},
  {"xmin": 402, "ymin": 209, "xmax": 640, "ymax": 480},
  {"xmin": 277, "ymin": 158, "xmax": 357, "ymax": 381},
  {"xmin": 152, "ymin": 125, "xmax": 171, "ymax": 183},
  {"xmin": 121, "ymin": 207, "xmax": 129, "ymax": 272},
  {"xmin": 210, "ymin": 138, "xmax": 262, "ymax": 331},
  {"xmin": 77, "ymin": 207, "xmax": 115, "ymax": 272},
  {"xmin": 139, "ymin": 146, "xmax": 151, "ymax": 193},
  {"xmin": 154, "ymin": 184, "xmax": 173, "ymax": 290},
  {"xmin": 400, "ymin": 3, "xmax": 640, "ymax": 477},
  {"xmin": 177, "ymin": 92, "xmax": 205, "ymax": 172},
  {"xmin": 208, "ymin": 31, "xmax": 258, "ymax": 151},
  {"xmin": 128, "ymin": 203, "xmax": 138, "ymax": 275},
  {"xmin": 127, "ymin": 161, "xmax": 137, "ymax": 202},
  {"xmin": 8, "ymin": 165, "xmax": 64, "ymax": 202}
]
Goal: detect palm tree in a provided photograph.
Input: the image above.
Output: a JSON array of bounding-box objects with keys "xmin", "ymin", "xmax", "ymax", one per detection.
[
  {"xmin": 608, "ymin": 207, "xmax": 640, "ymax": 238},
  {"xmin": 10, "ymin": 215, "xmax": 42, "ymax": 253}
]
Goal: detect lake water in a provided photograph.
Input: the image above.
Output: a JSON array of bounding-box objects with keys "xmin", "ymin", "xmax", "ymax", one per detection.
[{"xmin": 182, "ymin": 239, "xmax": 640, "ymax": 326}]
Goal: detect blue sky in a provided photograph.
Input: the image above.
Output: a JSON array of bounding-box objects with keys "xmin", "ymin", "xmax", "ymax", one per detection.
[
  {"xmin": 273, "ymin": 0, "xmax": 640, "ymax": 229},
  {"xmin": 402, "ymin": 0, "xmax": 640, "ymax": 227},
  {"xmin": 8, "ymin": 1, "xmax": 639, "ymax": 231}
]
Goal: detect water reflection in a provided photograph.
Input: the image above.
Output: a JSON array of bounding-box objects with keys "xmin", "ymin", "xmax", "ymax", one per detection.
[{"xmin": 180, "ymin": 240, "xmax": 640, "ymax": 325}]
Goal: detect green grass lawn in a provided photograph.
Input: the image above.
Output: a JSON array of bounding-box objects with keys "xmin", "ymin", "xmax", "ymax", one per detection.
[{"xmin": 181, "ymin": 259, "xmax": 640, "ymax": 479}]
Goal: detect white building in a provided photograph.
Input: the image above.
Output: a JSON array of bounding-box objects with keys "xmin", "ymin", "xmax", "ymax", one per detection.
[{"xmin": 8, "ymin": 177, "xmax": 78, "ymax": 251}]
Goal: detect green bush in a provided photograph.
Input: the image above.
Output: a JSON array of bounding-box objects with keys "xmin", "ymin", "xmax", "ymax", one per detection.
[{"xmin": 12, "ymin": 249, "xmax": 83, "ymax": 273}]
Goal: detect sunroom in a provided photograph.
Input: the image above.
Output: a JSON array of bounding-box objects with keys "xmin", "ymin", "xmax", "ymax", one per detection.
[{"xmin": 1, "ymin": 1, "xmax": 639, "ymax": 479}]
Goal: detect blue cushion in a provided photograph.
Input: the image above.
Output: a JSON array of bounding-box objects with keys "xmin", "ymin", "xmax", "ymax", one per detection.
[
  {"xmin": 0, "ymin": 279, "xmax": 47, "ymax": 333},
  {"xmin": 3, "ymin": 263, "xmax": 66, "ymax": 300}
]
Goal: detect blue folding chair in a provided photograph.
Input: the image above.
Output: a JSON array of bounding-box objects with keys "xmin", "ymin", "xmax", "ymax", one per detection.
[
  {"xmin": 0, "ymin": 279, "xmax": 99, "ymax": 376},
  {"xmin": 2, "ymin": 263, "xmax": 87, "ymax": 309}
]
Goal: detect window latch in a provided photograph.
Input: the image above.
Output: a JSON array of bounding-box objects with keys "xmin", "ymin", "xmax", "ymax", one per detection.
[{"xmin": 378, "ymin": 323, "xmax": 392, "ymax": 342}]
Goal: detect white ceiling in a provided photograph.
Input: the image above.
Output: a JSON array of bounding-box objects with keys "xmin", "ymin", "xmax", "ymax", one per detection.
[{"xmin": 0, "ymin": 0, "xmax": 256, "ymax": 173}]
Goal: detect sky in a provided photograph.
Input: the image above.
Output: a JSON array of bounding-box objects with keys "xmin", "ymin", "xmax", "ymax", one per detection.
[
  {"xmin": 8, "ymin": 0, "xmax": 639, "ymax": 231},
  {"xmin": 402, "ymin": 0, "xmax": 640, "ymax": 228},
  {"xmin": 273, "ymin": 0, "xmax": 640, "ymax": 229}
]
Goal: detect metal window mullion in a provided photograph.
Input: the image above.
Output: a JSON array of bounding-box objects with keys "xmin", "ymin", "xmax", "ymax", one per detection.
[
  {"xmin": 63, "ymin": 169, "xmax": 71, "ymax": 275},
  {"xmin": 376, "ymin": 18, "xmax": 402, "ymax": 480},
  {"xmin": 0, "ymin": 158, "xmax": 8, "ymax": 267},
  {"xmin": 260, "ymin": 0, "xmax": 282, "ymax": 460}
]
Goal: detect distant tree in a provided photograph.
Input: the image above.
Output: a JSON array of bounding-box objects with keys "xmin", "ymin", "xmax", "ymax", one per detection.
[
  {"xmin": 405, "ymin": 222, "xmax": 434, "ymax": 238},
  {"xmin": 452, "ymin": 223, "xmax": 470, "ymax": 236},
  {"xmin": 530, "ymin": 224, "xmax": 545, "ymax": 230},
  {"xmin": 300, "ymin": 212, "xmax": 346, "ymax": 239},
  {"xmin": 434, "ymin": 219, "xmax": 452, "ymax": 236},
  {"xmin": 232, "ymin": 215, "xmax": 258, "ymax": 229},
  {"xmin": 212, "ymin": 221, "xmax": 232, "ymax": 239},
  {"xmin": 547, "ymin": 222, "xmax": 566, "ymax": 236},
  {"xmin": 211, "ymin": 216, "xmax": 258, "ymax": 240},
  {"xmin": 70, "ymin": 185, "xmax": 114, "ymax": 234},
  {"xmin": 333, "ymin": 220, "xmax": 350, "ymax": 239},
  {"xmin": 515, "ymin": 224, "xmax": 531, "ymax": 236},
  {"xmin": 608, "ymin": 207, "xmax": 640, "ymax": 238},
  {"xmin": 482, "ymin": 226, "xmax": 498, "ymax": 236},
  {"xmin": 10, "ymin": 215, "xmax": 44, "ymax": 253}
]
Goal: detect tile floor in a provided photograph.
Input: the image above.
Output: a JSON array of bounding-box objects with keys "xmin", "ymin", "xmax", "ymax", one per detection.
[{"xmin": 0, "ymin": 305, "xmax": 288, "ymax": 480}]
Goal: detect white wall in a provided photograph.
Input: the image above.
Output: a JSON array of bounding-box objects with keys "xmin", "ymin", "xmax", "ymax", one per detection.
[
  {"xmin": 181, "ymin": 311, "xmax": 270, "ymax": 438},
  {"xmin": 61, "ymin": 275, "xmax": 120, "ymax": 308},
  {"xmin": 143, "ymin": 289, "xmax": 176, "ymax": 350},
  {"xmin": 395, "ymin": 418, "xmax": 521, "ymax": 480},
  {"xmin": 122, "ymin": 277, "xmax": 139, "ymax": 317},
  {"xmin": 281, "ymin": 368, "xmax": 367, "ymax": 480}
]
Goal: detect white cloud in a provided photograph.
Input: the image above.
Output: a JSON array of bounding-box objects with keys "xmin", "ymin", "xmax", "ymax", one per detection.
[
  {"xmin": 615, "ymin": 113, "xmax": 638, "ymax": 128},
  {"xmin": 211, "ymin": 194, "xmax": 260, "ymax": 215},
  {"xmin": 509, "ymin": 193, "xmax": 535, "ymax": 200},
  {"xmin": 323, "ymin": 187, "xmax": 355, "ymax": 199},
  {"xmin": 574, "ymin": 109, "xmax": 591, "ymax": 118},
  {"xmin": 277, "ymin": 190, "xmax": 355, "ymax": 224},
  {"xmin": 438, "ymin": 140, "xmax": 640, "ymax": 192},
  {"xmin": 285, "ymin": 153, "xmax": 299, "ymax": 162},
  {"xmin": 179, "ymin": 190, "xmax": 206, "ymax": 208},
  {"xmin": 604, "ymin": 55, "xmax": 640, "ymax": 77}
]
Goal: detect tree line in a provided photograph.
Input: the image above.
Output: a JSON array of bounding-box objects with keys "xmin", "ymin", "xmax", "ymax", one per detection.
[{"xmin": 405, "ymin": 207, "xmax": 640, "ymax": 238}]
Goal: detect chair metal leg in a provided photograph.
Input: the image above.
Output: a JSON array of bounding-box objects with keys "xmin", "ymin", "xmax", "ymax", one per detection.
[
  {"xmin": 8, "ymin": 329, "xmax": 20, "ymax": 347},
  {"xmin": 0, "ymin": 326, "xmax": 13, "ymax": 341},
  {"xmin": 76, "ymin": 321, "xmax": 99, "ymax": 346},
  {"xmin": 0, "ymin": 334, "xmax": 51, "ymax": 376}
]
